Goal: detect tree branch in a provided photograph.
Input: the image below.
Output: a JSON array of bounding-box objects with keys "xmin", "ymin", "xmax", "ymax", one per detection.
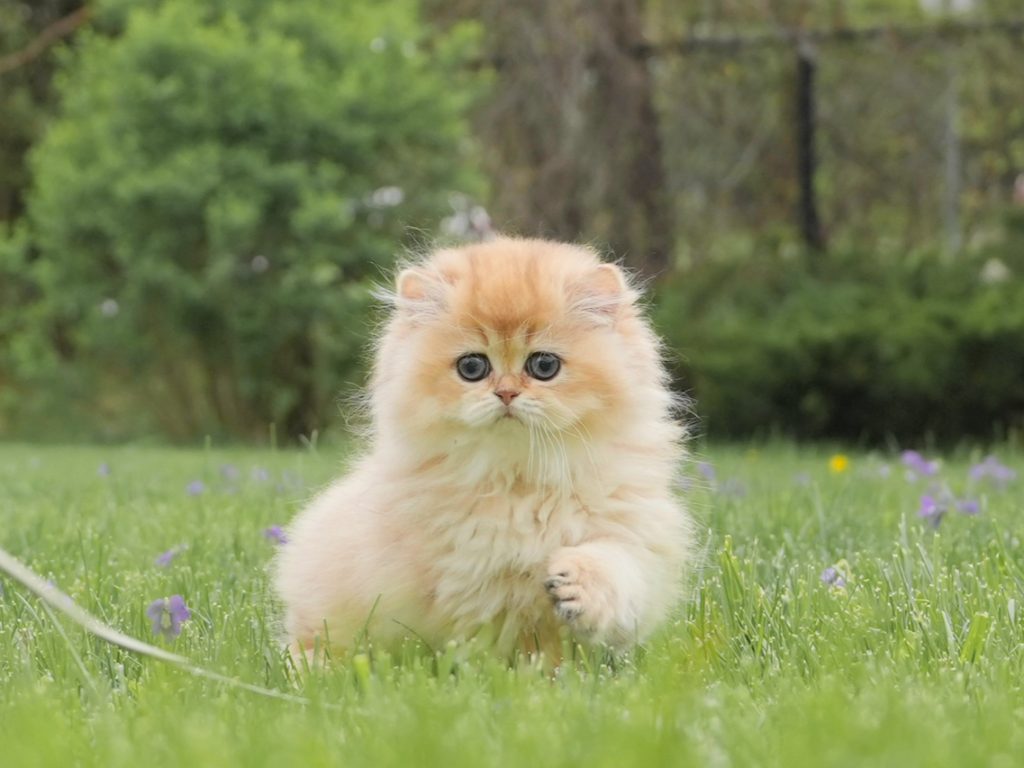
[{"xmin": 0, "ymin": 6, "xmax": 92, "ymax": 77}]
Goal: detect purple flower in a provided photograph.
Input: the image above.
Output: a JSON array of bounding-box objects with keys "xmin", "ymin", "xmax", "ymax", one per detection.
[
  {"xmin": 185, "ymin": 480, "xmax": 205, "ymax": 496},
  {"xmin": 155, "ymin": 550, "xmax": 175, "ymax": 567},
  {"xmin": 956, "ymin": 498, "xmax": 981, "ymax": 516},
  {"xmin": 154, "ymin": 545, "xmax": 185, "ymax": 567},
  {"xmin": 146, "ymin": 595, "xmax": 191, "ymax": 639},
  {"xmin": 969, "ymin": 456, "xmax": 1016, "ymax": 490},
  {"xmin": 918, "ymin": 494, "xmax": 945, "ymax": 526},
  {"xmin": 97, "ymin": 462, "xmax": 112, "ymax": 477},
  {"xmin": 902, "ymin": 450, "xmax": 939, "ymax": 479},
  {"xmin": 793, "ymin": 472, "xmax": 811, "ymax": 487},
  {"xmin": 821, "ymin": 566, "xmax": 847, "ymax": 589},
  {"xmin": 220, "ymin": 464, "xmax": 240, "ymax": 482},
  {"xmin": 696, "ymin": 462, "xmax": 717, "ymax": 482},
  {"xmin": 263, "ymin": 525, "xmax": 288, "ymax": 545},
  {"xmin": 251, "ymin": 467, "xmax": 271, "ymax": 483}
]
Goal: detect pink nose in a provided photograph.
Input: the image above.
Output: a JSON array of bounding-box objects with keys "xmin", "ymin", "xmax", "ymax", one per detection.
[{"xmin": 495, "ymin": 389, "xmax": 520, "ymax": 406}]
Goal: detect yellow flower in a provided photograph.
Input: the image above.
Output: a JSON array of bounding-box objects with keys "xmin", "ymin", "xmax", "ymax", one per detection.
[{"xmin": 829, "ymin": 454, "xmax": 850, "ymax": 474}]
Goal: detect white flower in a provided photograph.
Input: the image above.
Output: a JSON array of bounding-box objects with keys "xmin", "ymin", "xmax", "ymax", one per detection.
[
  {"xmin": 369, "ymin": 186, "xmax": 404, "ymax": 208},
  {"xmin": 980, "ymin": 258, "xmax": 1010, "ymax": 285},
  {"xmin": 442, "ymin": 211, "xmax": 471, "ymax": 237}
]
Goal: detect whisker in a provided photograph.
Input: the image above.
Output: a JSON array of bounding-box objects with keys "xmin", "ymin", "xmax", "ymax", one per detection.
[
  {"xmin": 526, "ymin": 422, "xmax": 537, "ymax": 481},
  {"xmin": 568, "ymin": 423, "xmax": 600, "ymax": 479},
  {"xmin": 537, "ymin": 423, "xmax": 555, "ymax": 486},
  {"xmin": 540, "ymin": 421, "xmax": 573, "ymax": 496}
]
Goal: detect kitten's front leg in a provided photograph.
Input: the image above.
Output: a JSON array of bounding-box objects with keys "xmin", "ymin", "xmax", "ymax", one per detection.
[{"xmin": 544, "ymin": 541, "xmax": 654, "ymax": 647}]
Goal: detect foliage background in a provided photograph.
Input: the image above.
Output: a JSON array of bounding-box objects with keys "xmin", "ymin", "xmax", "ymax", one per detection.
[
  {"xmin": 2, "ymin": 0, "xmax": 482, "ymax": 440},
  {"xmin": 1, "ymin": 0, "xmax": 1023, "ymax": 444}
]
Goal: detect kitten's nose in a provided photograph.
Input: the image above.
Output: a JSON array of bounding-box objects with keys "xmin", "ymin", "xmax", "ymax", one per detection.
[{"xmin": 495, "ymin": 389, "xmax": 520, "ymax": 407}]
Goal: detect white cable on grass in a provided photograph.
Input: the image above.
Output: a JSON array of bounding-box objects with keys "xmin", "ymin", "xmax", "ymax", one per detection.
[{"xmin": 0, "ymin": 545, "xmax": 313, "ymax": 706}]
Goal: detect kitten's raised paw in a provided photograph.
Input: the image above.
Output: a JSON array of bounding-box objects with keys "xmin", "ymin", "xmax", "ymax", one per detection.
[
  {"xmin": 544, "ymin": 571, "xmax": 585, "ymax": 623},
  {"xmin": 544, "ymin": 547, "xmax": 615, "ymax": 637}
]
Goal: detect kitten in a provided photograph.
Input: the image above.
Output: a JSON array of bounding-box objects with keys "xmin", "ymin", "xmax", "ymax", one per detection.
[{"xmin": 275, "ymin": 237, "xmax": 693, "ymax": 662}]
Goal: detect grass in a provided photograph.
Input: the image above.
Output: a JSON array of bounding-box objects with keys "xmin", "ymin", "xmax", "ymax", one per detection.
[{"xmin": 1, "ymin": 441, "xmax": 1023, "ymax": 767}]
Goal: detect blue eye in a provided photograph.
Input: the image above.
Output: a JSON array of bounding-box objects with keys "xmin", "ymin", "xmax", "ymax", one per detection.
[
  {"xmin": 456, "ymin": 354, "xmax": 491, "ymax": 382},
  {"xmin": 525, "ymin": 352, "xmax": 561, "ymax": 381}
]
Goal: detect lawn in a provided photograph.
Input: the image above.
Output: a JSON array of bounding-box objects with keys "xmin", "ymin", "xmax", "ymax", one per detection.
[{"xmin": 1, "ymin": 441, "xmax": 1022, "ymax": 767}]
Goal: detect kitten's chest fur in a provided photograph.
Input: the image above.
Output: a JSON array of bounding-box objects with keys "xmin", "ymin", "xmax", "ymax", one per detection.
[{"xmin": 411, "ymin": 474, "xmax": 591, "ymax": 647}]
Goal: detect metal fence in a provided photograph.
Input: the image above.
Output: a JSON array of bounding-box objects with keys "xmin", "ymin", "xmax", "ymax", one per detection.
[
  {"xmin": 475, "ymin": 12, "xmax": 1024, "ymax": 268},
  {"xmin": 653, "ymin": 20, "xmax": 1024, "ymax": 260}
]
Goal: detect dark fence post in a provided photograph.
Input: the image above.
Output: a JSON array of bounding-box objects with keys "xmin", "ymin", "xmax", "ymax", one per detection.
[{"xmin": 795, "ymin": 39, "xmax": 825, "ymax": 251}]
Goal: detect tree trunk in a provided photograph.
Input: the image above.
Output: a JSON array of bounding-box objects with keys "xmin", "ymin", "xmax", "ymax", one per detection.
[{"xmin": 589, "ymin": 0, "xmax": 675, "ymax": 277}]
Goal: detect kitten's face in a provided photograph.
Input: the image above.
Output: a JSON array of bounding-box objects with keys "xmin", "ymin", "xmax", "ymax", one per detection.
[
  {"xmin": 428, "ymin": 325, "xmax": 609, "ymax": 433},
  {"xmin": 375, "ymin": 239, "xmax": 655, "ymax": 441}
]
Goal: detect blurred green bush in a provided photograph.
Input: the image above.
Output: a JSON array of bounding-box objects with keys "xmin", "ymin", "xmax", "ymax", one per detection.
[
  {"xmin": 12, "ymin": 0, "xmax": 481, "ymax": 441},
  {"xmin": 656, "ymin": 214, "xmax": 1024, "ymax": 444}
]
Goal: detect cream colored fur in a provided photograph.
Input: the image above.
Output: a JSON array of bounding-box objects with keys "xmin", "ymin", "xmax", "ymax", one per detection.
[{"xmin": 274, "ymin": 237, "xmax": 693, "ymax": 662}]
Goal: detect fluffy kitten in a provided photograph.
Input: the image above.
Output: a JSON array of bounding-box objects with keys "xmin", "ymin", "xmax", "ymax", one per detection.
[{"xmin": 275, "ymin": 237, "xmax": 693, "ymax": 661}]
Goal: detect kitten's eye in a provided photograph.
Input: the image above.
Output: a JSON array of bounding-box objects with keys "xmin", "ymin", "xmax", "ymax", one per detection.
[
  {"xmin": 525, "ymin": 352, "xmax": 561, "ymax": 381},
  {"xmin": 455, "ymin": 353, "xmax": 491, "ymax": 382}
]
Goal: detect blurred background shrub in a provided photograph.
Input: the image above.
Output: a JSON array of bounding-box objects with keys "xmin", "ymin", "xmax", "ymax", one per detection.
[
  {"xmin": 1, "ymin": 0, "xmax": 1022, "ymax": 444},
  {"xmin": 656, "ymin": 210, "xmax": 1024, "ymax": 442},
  {"xmin": 5, "ymin": 0, "xmax": 481, "ymax": 440}
]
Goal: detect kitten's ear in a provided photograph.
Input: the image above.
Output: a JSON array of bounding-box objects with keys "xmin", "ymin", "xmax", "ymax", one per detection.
[
  {"xmin": 393, "ymin": 266, "xmax": 449, "ymax": 318},
  {"xmin": 589, "ymin": 264, "xmax": 628, "ymax": 297},
  {"xmin": 396, "ymin": 268, "xmax": 430, "ymax": 301},
  {"xmin": 571, "ymin": 263, "xmax": 634, "ymax": 322}
]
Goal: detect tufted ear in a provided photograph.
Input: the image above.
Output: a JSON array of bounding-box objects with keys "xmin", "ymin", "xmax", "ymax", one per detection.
[
  {"xmin": 392, "ymin": 265, "xmax": 454, "ymax": 320},
  {"xmin": 588, "ymin": 264, "xmax": 628, "ymax": 297},
  {"xmin": 570, "ymin": 263, "xmax": 633, "ymax": 321},
  {"xmin": 396, "ymin": 267, "xmax": 431, "ymax": 301}
]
